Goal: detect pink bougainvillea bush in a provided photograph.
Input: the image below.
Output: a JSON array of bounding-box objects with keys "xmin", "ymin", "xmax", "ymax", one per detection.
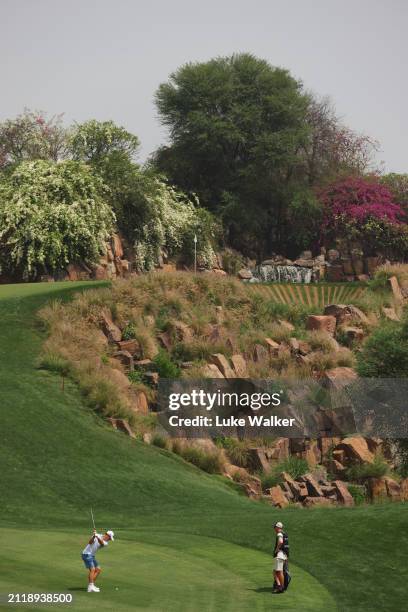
[
  {"xmin": 319, "ymin": 176, "xmax": 408, "ymax": 259},
  {"xmin": 320, "ymin": 176, "xmax": 404, "ymax": 230}
]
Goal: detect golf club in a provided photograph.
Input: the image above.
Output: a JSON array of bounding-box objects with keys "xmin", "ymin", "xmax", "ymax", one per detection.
[{"xmin": 91, "ymin": 507, "xmax": 96, "ymax": 531}]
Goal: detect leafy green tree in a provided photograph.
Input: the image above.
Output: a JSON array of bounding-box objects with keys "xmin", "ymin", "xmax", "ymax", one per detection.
[
  {"xmin": 68, "ymin": 119, "xmax": 139, "ymax": 164},
  {"xmin": 154, "ymin": 53, "xmax": 310, "ymax": 258},
  {"xmin": 68, "ymin": 120, "xmax": 147, "ymax": 239},
  {"xmin": 0, "ymin": 160, "xmax": 114, "ymax": 279}
]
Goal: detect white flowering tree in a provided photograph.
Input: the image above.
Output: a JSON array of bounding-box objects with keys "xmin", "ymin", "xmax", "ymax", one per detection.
[
  {"xmin": 133, "ymin": 178, "xmax": 219, "ymax": 271},
  {"xmin": 0, "ymin": 160, "xmax": 114, "ymax": 279}
]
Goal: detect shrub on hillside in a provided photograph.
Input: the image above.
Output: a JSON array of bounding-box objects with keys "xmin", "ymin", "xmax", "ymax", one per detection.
[
  {"xmin": 216, "ymin": 437, "xmax": 251, "ymax": 468},
  {"xmin": 171, "ymin": 441, "xmax": 225, "ymax": 474},
  {"xmin": 347, "ymin": 484, "xmax": 367, "ymax": 505},
  {"xmin": 151, "ymin": 434, "xmax": 168, "ymax": 449},
  {"xmin": 152, "ymin": 350, "xmax": 181, "ymax": 378},
  {"xmin": 260, "ymin": 456, "xmax": 309, "ymax": 491},
  {"xmin": 38, "ymin": 351, "xmax": 71, "ymax": 377},
  {"xmin": 372, "ymin": 263, "xmax": 408, "ymax": 290},
  {"xmin": 357, "ymin": 310, "xmax": 408, "ymax": 377},
  {"xmin": 260, "ymin": 472, "xmax": 281, "ymax": 490},
  {"xmin": 346, "ymin": 454, "xmax": 389, "ymax": 482},
  {"xmin": 277, "ymin": 456, "xmax": 309, "ymax": 480}
]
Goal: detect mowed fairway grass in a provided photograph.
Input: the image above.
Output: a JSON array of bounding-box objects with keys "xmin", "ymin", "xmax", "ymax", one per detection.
[{"xmin": 0, "ymin": 281, "xmax": 407, "ymax": 611}]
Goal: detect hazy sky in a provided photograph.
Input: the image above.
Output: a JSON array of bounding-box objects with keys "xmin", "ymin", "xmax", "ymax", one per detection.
[{"xmin": 1, "ymin": 0, "xmax": 407, "ymax": 171}]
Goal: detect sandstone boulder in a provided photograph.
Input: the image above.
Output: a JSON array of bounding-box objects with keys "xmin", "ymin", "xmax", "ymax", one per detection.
[
  {"xmin": 266, "ymin": 485, "xmax": 289, "ymax": 508},
  {"xmin": 306, "ymin": 315, "xmax": 336, "ymax": 336},
  {"xmin": 336, "ymin": 437, "xmax": 374, "ymax": 464},
  {"xmin": 230, "ymin": 354, "xmax": 248, "ymax": 377},
  {"xmin": 117, "ymin": 339, "xmax": 140, "ymax": 355},
  {"xmin": 264, "ymin": 338, "xmax": 280, "ymax": 356},
  {"xmin": 238, "ymin": 268, "xmax": 253, "ymax": 280},
  {"xmin": 324, "ymin": 304, "xmax": 352, "ymax": 325},
  {"xmin": 253, "ymin": 344, "xmax": 269, "ymax": 362},
  {"xmin": 280, "ymin": 482, "xmax": 294, "ymax": 500},
  {"xmin": 94, "ymin": 264, "xmax": 109, "ymax": 280},
  {"xmin": 367, "ymin": 477, "xmax": 387, "ymax": 501},
  {"xmin": 320, "ymin": 437, "xmax": 342, "ymax": 459},
  {"xmin": 202, "ymin": 363, "xmax": 225, "ymax": 378},
  {"xmin": 303, "ymin": 497, "xmax": 334, "ymax": 507},
  {"xmin": 131, "ymin": 390, "xmax": 149, "ymax": 414},
  {"xmin": 302, "ymin": 473, "xmax": 324, "ymax": 497},
  {"xmin": 134, "ymin": 359, "xmax": 154, "ymax": 370},
  {"xmin": 210, "ymin": 353, "xmax": 235, "ymax": 378},
  {"xmin": 381, "ymin": 307, "xmax": 400, "ymax": 322},
  {"xmin": 389, "ymin": 276, "xmax": 404, "ymax": 302},
  {"xmin": 108, "ymin": 417, "xmax": 135, "ymax": 438},
  {"xmin": 171, "ymin": 321, "xmax": 193, "ymax": 342},
  {"xmin": 329, "ymin": 459, "xmax": 347, "ymax": 477},
  {"xmin": 157, "ymin": 331, "xmax": 172, "ymax": 351},
  {"xmin": 266, "ymin": 438, "xmax": 290, "ymax": 462},
  {"xmin": 348, "ymin": 305, "xmax": 370, "ymax": 325},
  {"xmin": 248, "ymin": 448, "xmax": 270, "ymax": 472},
  {"xmin": 385, "ymin": 477, "xmax": 401, "ymax": 501},
  {"xmin": 115, "ymin": 350, "xmax": 134, "ymax": 371},
  {"xmin": 289, "ymin": 337, "xmax": 300, "ymax": 353},
  {"xmin": 322, "ymin": 367, "xmax": 357, "ymax": 390},
  {"xmin": 333, "ymin": 480, "xmax": 354, "ymax": 506},
  {"xmin": 400, "ymin": 478, "xmax": 408, "ymax": 501},
  {"xmin": 100, "ymin": 309, "xmax": 122, "ymax": 343},
  {"xmin": 280, "ymin": 471, "xmax": 303, "ymax": 500}
]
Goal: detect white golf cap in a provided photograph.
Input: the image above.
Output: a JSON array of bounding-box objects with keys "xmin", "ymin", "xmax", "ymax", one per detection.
[
  {"xmin": 107, "ymin": 530, "xmax": 115, "ymax": 540},
  {"xmin": 274, "ymin": 521, "xmax": 283, "ymax": 528}
]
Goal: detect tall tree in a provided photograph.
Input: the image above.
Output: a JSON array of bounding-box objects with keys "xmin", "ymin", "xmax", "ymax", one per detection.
[
  {"xmin": 300, "ymin": 96, "xmax": 378, "ymax": 185},
  {"xmin": 154, "ymin": 53, "xmax": 310, "ymax": 258}
]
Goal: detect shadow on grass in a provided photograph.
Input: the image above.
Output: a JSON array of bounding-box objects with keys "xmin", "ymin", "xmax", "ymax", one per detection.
[
  {"xmin": 68, "ymin": 587, "xmax": 87, "ymax": 591},
  {"xmin": 250, "ymin": 586, "xmax": 276, "ymax": 593}
]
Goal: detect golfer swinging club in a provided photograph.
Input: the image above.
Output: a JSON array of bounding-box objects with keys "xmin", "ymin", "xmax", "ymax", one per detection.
[
  {"xmin": 273, "ymin": 521, "xmax": 289, "ymax": 594},
  {"xmin": 81, "ymin": 529, "xmax": 115, "ymax": 592}
]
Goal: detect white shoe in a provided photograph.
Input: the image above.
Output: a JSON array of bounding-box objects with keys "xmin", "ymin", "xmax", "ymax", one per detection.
[
  {"xmin": 87, "ymin": 584, "xmax": 99, "ymax": 593},
  {"xmin": 93, "ymin": 586, "xmax": 100, "ymax": 592}
]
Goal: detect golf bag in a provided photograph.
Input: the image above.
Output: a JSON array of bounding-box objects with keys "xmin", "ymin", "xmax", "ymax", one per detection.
[{"xmin": 273, "ymin": 560, "xmax": 292, "ymax": 592}]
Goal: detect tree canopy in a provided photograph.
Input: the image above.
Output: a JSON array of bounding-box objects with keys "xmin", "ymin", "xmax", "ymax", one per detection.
[
  {"xmin": 0, "ymin": 110, "xmax": 67, "ymax": 169},
  {"xmin": 0, "ymin": 160, "xmax": 114, "ymax": 278},
  {"xmin": 154, "ymin": 53, "xmax": 377, "ymax": 258}
]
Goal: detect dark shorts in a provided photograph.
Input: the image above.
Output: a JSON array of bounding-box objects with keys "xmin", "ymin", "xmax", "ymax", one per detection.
[{"xmin": 81, "ymin": 553, "xmax": 99, "ymax": 569}]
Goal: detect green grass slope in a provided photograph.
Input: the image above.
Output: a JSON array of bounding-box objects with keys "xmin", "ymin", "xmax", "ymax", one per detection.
[{"xmin": 0, "ymin": 281, "xmax": 407, "ymax": 611}]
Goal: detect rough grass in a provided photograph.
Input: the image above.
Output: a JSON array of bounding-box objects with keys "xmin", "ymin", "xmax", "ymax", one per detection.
[{"xmin": 37, "ymin": 272, "xmax": 393, "ymax": 411}]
